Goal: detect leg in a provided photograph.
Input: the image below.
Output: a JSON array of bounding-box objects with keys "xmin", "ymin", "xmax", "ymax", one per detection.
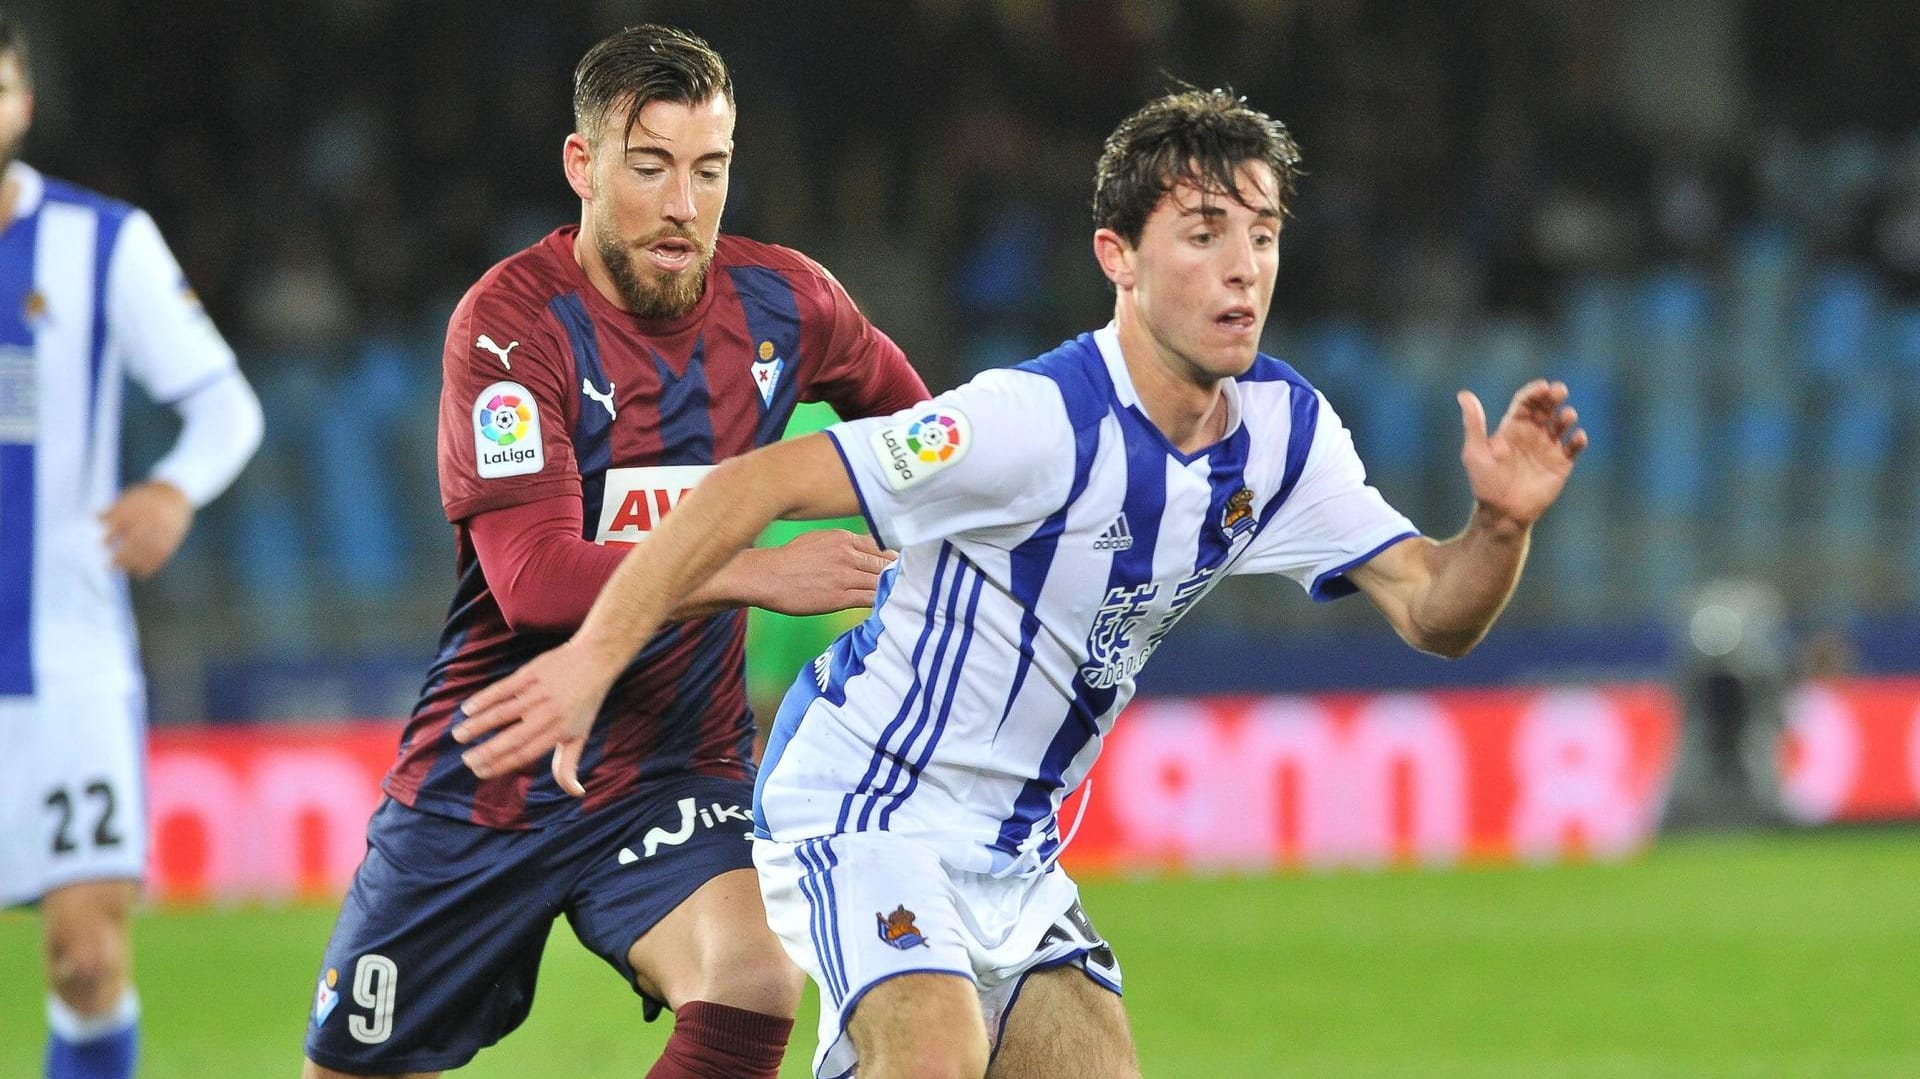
[
  {"xmin": 568, "ymin": 777, "xmax": 801, "ymax": 1079},
  {"xmin": 42, "ymin": 879, "xmax": 136, "ymax": 1015},
  {"xmin": 625, "ymin": 869, "xmax": 803, "ymax": 1079},
  {"xmin": 989, "ymin": 966, "xmax": 1139, "ymax": 1079},
  {"xmin": 626, "ymin": 868, "xmax": 805, "ymax": 1016},
  {"xmin": 847, "ymin": 972, "xmax": 990, "ymax": 1079},
  {"xmin": 42, "ymin": 879, "xmax": 140, "ymax": 1079}
]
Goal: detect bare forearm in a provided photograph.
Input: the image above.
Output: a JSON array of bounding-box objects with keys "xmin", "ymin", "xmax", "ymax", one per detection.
[
  {"xmin": 671, "ymin": 548, "xmax": 779, "ymax": 620},
  {"xmin": 1407, "ymin": 506, "xmax": 1531, "ymax": 657}
]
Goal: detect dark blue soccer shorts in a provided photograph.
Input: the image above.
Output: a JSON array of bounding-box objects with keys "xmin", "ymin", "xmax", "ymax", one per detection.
[{"xmin": 302, "ymin": 772, "xmax": 757, "ymax": 1074}]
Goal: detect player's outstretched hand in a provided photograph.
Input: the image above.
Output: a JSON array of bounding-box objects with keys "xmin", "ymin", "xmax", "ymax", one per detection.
[
  {"xmin": 753, "ymin": 528, "xmax": 897, "ymax": 616},
  {"xmin": 1457, "ymin": 379, "xmax": 1587, "ymax": 529},
  {"xmin": 454, "ymin": 640, "xmax": 620, "ymax": 796},
  {"xmin": 100, "ymin": 480, "xmax": 194, "ymax": 579}
]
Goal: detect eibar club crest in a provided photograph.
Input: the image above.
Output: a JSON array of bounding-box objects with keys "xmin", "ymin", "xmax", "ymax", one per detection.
[
  {"xmin": 1221, "ymin": 487, "xmax": 1254, "ymax": 538},
  {"xmin": 876, "ymin": 905, "xmax": 929, "ymax": 949},
  {"xmin": 312, "ymin": 968, "xmax": 340, "ymax": 1027},
  {"xmin": 750, "ymin": 338, "xmax": 784, "ymax": 406}
]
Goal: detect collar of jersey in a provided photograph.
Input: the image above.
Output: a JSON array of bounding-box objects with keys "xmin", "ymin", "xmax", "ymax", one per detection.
[
  {"xmin": 1092, "ymin": 321, "xmax": 1244, "ymax": 464},
  {"xmin": 5, "ymin": 160, "xmax": 44, "ymax": 222}
]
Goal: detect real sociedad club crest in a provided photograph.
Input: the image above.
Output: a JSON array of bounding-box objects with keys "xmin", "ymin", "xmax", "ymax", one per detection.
[
  {"xmin": 751, "ymin": 339, "xmax": 784, "ymax": 406},
  {"xmin": 876, "ymin": 905, "xmax": 929, "ymax": 949},
  {"xmin": 1221, "ymin": 487, "xmax": 1255, "ymax": 539}
]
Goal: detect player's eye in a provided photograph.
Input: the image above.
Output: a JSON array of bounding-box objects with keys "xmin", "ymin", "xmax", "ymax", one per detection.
[
  {"xmin": 632, "ymin": 166, "xmax": 665, "ymax": 179},
  {"xmin": 696, "ymin": 168, "xmax": 724, "ymax": 182}
]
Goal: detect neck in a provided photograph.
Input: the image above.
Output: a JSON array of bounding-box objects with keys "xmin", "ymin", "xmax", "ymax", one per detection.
[
  {"xmin": 0, "ymin": 164, "xmax": 18, "ymax": 229},
  {"xmin": 1114, "ymin": 307, "xmax": 1229, "ymax": 455}
]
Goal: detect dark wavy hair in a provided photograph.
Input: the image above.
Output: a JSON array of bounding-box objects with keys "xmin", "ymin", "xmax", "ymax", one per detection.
[
  {"xmin": 573, "ymin": 24, "xmax": 732, "ymax": 143},
  {"xmin": 1092, "ymin": 85, "xmax": 1302, "ymax": 245}
]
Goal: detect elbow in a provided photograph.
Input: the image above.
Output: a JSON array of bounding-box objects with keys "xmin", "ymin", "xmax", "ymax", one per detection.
[
  {"xmin": 232, "ymin": 382, "xmax": 266, "ymax": 462},
  {"xmin": 1402, "ymin": 618, "xmax": 1486, "ymax": 660},
  {"xmin": 494, "ymin": 598, "xmax": 574, "ymax": 638}
]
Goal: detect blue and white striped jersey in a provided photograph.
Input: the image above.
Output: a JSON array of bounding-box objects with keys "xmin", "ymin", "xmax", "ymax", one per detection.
[
  {"xmin": 0, "ymin": 163, "xmax": 244, "ymax": 700},
  {"xmin": 756, "ymin": 324, "xmax": 1418, "ymax": 877}
]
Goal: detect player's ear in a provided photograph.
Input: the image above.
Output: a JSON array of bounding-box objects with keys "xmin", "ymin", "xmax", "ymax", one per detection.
[
  {"xmin": 563, "ymin": 132, "xmax": 596, "ymax": 201},
  {"xmin": 1093, "ymin": 228, "xmax": 1135, "ymax": 289}
]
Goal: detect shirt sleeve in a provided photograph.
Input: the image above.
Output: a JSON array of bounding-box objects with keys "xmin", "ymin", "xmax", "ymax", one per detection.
[
  {"xmin": 438, "ymin": 285, "xmax": 581, "ymax": 522},
  {"xmin": 467, "ymin": 493, "xmax": 627, "ymax": 634},
  {"xmin": 825, "ymin": 368, "xmax": 1073, "ymax": 550},
  {"xmin": 105, "ymin": 211, "xmax": 261, "ymax": 506},
  {"xmin": 1231, "ymin": 389, "xmax": 1419, "ymax": 600},
  {"xmin": 107, "ymin": 210, "xmax": 240, "ymax": 405},
  {"xmin": 799, "ymin": 258, "xmax": 929, "ymax": 419}
]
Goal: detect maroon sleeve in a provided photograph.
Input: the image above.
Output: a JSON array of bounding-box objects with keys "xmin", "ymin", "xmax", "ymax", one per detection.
[
  {"xmin": 468, "ymin": 494, "xmax": 628, "ymax": 634},
  {"xmin": 438, "ymin": 281, "xmax": 582, "ymax": 522},
  {"xmin": 797, "ymin": 259, "xmax": 930, "ymax": 420}
]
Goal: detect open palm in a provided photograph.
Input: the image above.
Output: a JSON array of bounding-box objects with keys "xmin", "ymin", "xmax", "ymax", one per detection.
[{"xmin": 1457, "ymin": 379, "xmax": 1587, "ymax": 528}]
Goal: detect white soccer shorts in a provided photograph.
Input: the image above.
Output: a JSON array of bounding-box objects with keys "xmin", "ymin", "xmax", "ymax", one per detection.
[
  {"xmin": 755, "ymin": 831, "xmax": 1122, "ymax": 1079},
  {"xmin": 0, "ymin": 686, "xmax": 147, "ymax": 906}
]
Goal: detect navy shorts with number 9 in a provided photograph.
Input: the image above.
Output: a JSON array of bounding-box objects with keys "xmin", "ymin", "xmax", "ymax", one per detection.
[{"xmin": 302, "ymin": 772, "xmax": 756, "ymax": 1075}]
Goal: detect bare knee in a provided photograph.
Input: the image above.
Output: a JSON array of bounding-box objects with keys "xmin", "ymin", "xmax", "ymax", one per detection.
[
  {"xmin": 42, "ymin": 881, "xmax": 135, "ymax": 1014},
  {"xmin": 691, "ymin": 938, "xmax": 806, "ymax": 1016}
]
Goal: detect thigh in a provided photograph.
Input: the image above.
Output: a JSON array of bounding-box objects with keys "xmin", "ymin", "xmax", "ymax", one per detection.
[
  {"xmin": 620, "ymin": 867, "xmax": 803, "ymax": 1016},
  {"xmin": 755, "ymin": 833, "xmax": 977, "ymax": 1078},
  {"xmin": 565, "ymin": 774, "xmax": 772, "ymax": 1015},
  {"xmin": 302, "ymin": 800, "xmax": 561, "ymax": 1076},
  {"xmin": 849, "ymin": 971, "xmax": 990, "ymax": 1079},
  {"xmin": 989, "ymin": 965, "xmax": 1138, "ymax": 1079},
  {"xmin": 1, "ymin": 689, "xmax": 145, "ymax": 906}
]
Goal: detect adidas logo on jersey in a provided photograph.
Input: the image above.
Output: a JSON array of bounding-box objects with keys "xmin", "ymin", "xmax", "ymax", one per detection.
[{"xmin": 1093, "ymin": 514, "xmax": 1133, "ymax": 551}]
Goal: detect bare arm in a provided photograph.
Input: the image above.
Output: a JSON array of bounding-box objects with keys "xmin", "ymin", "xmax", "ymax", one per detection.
[
  {"xmin": 1348, "ymin": 379, "xmax": 1585, "ymax": 658},
  {"xmin": 455, "ymin": 432, "xmax": 862, "ymax": 791},
  {"xmin": 471, "ymin": 494, "xmax": 887, "ymax": 633}
]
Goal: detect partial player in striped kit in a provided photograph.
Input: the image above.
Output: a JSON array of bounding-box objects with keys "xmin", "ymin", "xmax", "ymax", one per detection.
[
  {"xmin": 301, "ymin": 25, "xmax": 926, "ymax": 1079},
  {"xmin": 460, "ymin": 88, "xmax": 1587, "ymax": 1078},
  {"xmin": 0, "ymin": 16, "xmax": 264, "ymax": 1079}
]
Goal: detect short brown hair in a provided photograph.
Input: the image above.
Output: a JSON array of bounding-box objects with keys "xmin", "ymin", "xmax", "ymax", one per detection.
[
  {"xmin": 573, "ymin": 24, "xmax": 732, "ymax": 144},
  {"xmin": 1092, "ymin": 86, "xmax": 1301, "ymax": 245}
]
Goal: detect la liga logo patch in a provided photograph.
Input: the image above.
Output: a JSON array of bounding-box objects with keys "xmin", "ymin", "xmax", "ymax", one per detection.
[
  {"xmin": 473, "ymin": 380, "xmax": 544, "ymax": 478},
  {"xmin": 871, "ymin": 407, "xmax": 971, "ymax": 491},
  {"xmin": 905, "ymin": 413, "xmax": 963, "ymax": 463}
]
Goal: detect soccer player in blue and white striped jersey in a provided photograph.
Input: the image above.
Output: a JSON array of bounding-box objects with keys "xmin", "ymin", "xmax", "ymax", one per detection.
[
  {"xmin": 0, "ymin": 17, "xmax": 262, "ymax": 1079},
  {"xmin": 461, "ymin": 87, "xmax": 1586, "ymax": 1078}
]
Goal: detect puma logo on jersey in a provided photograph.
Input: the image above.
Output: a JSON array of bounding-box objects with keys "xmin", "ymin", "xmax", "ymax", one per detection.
[
  {"xmin": 582, "ymin": 378, "xmax": 617, "ymax": 419},
  {"xmin": 1093, "ymin": 514, "xmax": 1133, "ymax": 551},
  {"xmin": 616, "ymin": 797, "xmax": 753, "ymax": 863},
  {"xmin": 475, "ymin": 334, "xmax": 519, "ymax": 369}
]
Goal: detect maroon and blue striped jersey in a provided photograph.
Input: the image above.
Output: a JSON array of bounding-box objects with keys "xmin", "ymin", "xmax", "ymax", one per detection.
[{"xmin": 386, "ymin": 227, "xmax": 928, "ymax": 829}]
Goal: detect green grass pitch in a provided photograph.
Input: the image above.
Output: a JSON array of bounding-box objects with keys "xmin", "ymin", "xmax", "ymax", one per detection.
[{"xmin": 4, "ymin": 830, "xmax": 1918, "ymax": 1077}]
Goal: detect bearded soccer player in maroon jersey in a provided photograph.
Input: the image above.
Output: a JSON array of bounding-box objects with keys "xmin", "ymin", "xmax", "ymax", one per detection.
[{"xmin": 301, "ymin": 25, "xmax": 928, "ymax": 1079}]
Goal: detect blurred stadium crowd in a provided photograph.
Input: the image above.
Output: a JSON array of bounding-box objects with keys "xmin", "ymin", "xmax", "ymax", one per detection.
[{"xmin": 19, "ymin": 0, "xmax": 1920, "ymax": 719}]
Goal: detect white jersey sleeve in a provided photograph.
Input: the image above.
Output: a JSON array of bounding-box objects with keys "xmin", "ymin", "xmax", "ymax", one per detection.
[
  {"xmin": 1232, "ymin": 388, "xmax": 1418, "ymax": 598},
  {"xmin": 827, "ymin": 368, "xmax": 1075, "ymax": 550},
  {"xmin": 106, "ymin": 210, "xmax": 260, "ymax": 506}
]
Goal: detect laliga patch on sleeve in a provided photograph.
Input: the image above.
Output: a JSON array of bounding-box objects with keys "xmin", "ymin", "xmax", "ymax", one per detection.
[
  {"xmin": 472, "ymin": 380, "xmax": 545, "ymax": 478},
  {"xmin": 868, "ymin": 407, "xmax": 971, "ymax": 491}
]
